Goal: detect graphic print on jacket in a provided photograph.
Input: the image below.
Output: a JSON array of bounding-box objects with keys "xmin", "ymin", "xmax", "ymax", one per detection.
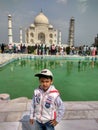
[{"xmin": 45, "ymin": 96, "xmax": 53, "ymax": 108}]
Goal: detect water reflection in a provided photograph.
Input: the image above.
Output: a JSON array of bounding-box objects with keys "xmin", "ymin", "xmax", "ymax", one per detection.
[
  {"xmin": 1, "ymin": 58, "xmax": 98, "ymax": 100},
  {"xmin": 78, "ymin": 59, "xmax": 98, "ymax": 72},
  {"xmin": 33, "ymin": 59, "xmax": 63, "ymax": 70},
  {"xmin": 11, "ymin": 59, "xmax": 63, "ymax": 71},
  {"xmin": 10, "ymin": 65, "xmax": 14, "ymax": 72},
  {"xmin": 20, "ymin": 60, "xmax": 26, "ymax": 67},
  {"xmin": 78, "ymin": 60, "xmax": 88, "ymax": 72},
  {"xmin": 66, "ymin": 61, "xmax": 73, "ymax": 75},
  {"xmin": 5, "ymin": 59, "xmax": 98, "ymax": 74}
]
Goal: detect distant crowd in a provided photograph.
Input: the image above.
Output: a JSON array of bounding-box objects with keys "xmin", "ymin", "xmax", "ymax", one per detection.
[{"xmin": 0, "ymin": 43, "xmax": 98, "ymax": 56}]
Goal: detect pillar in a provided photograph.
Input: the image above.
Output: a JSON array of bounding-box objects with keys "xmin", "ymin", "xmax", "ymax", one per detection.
[{"xmin": 8, "ymin": 14, "xmax": 13, "ymax": 44}]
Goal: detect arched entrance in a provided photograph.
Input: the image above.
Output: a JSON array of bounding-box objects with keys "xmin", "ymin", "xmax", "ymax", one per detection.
[{"xmin": 38, "ymin": 32, "xmax": 45, "ymax": 43}]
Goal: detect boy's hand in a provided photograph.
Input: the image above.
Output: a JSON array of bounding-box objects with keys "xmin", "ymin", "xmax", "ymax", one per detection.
[
  {"xmin": 50, "ymin": 119, "xmax": 58, "ymax": 126},
  {"xmin": 29, "ymin": 119, "xmax": 34, "ymax": 125}
]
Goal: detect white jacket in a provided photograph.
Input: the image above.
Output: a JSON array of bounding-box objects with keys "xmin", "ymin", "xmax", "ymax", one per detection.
[{"xmin": 30, "ymin": 85, "xmax": 65, "ymax": 123}]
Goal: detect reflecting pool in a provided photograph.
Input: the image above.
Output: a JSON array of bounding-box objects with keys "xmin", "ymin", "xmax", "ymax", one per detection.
[{"xmin": 0, "ymin": 58, "xmax": 98, "ymax": 101}]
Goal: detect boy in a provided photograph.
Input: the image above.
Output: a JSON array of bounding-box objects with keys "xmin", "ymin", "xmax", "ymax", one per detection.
[{"xmin": 29, "ymin": 69, "xmax": 65, "ymax": 130}]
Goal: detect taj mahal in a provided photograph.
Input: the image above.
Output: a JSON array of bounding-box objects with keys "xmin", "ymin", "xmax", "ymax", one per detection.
[
  {"xmin": 26, "ymin": 10, "xmax": 58, "ymax": 45},
  {"xmin": 8, "ymin": 10, "xmax": 75, "ymax": 47}
]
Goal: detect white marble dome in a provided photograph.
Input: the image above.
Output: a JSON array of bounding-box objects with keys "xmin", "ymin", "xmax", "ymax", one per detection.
[
  {"xmin": 34, "ymin": 12, "xmax": 49, "ymax": 25},
  {"xmin": 30, "ymin": 24, "xmax": 35, "ymax": 27},
  {"xmin": 49, "ymin": 24, "xmax": 53, "ymax": 28}
]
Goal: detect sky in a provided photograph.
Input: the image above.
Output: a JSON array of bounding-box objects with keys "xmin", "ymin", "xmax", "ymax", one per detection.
[{"xmin": 0, "ymin": 0, "xmax": 98, "ymax": 46}]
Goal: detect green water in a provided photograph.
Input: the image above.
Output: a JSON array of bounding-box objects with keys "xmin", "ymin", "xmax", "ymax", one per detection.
[{"xmin": 0, "ymin": 58, "xmax": 98, "ymax": 101}]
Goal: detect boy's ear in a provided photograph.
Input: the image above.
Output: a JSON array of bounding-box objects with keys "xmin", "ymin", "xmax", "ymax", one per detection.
[{"xmin": 51, "ymin": 81, "xmax": 53, "ymax": 84}]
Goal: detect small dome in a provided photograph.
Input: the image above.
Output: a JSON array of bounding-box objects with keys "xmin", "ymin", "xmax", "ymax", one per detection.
[
  {"xmin": 34, "ymin": 12, "xmax": 49, "ymax": 25},
  {"xmin": 49, "ymin": 24, "xmax": 53, "ymax": 28},
  {"xmin": 8, "ymin": 14, "xmax": 12, "ymax": 18},
  {"xmin": 30, "ymin": 24, "xmax": 35, "ymax": 27},
  {"xmin": 71, "ymin": 16, "xmax": 74, "ymax": 19}
]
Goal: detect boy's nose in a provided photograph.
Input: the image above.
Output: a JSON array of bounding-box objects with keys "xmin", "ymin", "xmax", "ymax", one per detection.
[{"xmin": 43, "ymin": 82, "xmax": 47, "ymax": 86}]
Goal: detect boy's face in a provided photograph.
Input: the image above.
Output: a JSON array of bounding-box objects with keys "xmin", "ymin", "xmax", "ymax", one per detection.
[{"xmin": 39, "ymin": 77, "xmax": 53, "ymax": 91}]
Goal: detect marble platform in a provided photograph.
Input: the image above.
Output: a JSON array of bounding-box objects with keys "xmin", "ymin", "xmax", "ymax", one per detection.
[{"xmin": 0, "ymin": 97, "xmax": 98, "ymax": 130}]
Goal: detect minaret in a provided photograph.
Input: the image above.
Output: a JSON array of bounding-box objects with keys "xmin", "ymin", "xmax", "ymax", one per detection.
[
  {"xmin": 20, "ymin": 27, "xmax": 23, "ymax": 44},
  {"xmin": 58, "ymin": 30, "xmax": 61, "ymax": 45},
  {"xmin": 8, "ymin": 14, "xmax": 13, "ymax": 44},
  {"xmin": 68, "ymin": 17, "xmax": 75, "ymax": 47}
]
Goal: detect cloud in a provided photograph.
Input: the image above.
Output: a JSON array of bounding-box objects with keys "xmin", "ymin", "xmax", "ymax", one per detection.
[
  {"xmin": 56, "ymin": 0, "xmax": 67, "ymax": 4},
  {"xmin": 77, "ymin": 0, "xmax": 88, "ymax": 13}
]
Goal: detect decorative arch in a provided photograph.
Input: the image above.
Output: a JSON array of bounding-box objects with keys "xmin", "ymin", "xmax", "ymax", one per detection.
[
  {"xmin": 49, "ymin": 39, "xmax": 53, "ymax": 44},
  {"xmin": 38, "ymin": 32, "xmax": 45, "ymax": 43},
  {"xmin": 30, "ymin": 33, "xmax": 34, "ymax": 37},
  {"xmin": 30, "ymin": 39, "xmax": 34, "ymax": 43},
  {"xmin": 49, "ymin": 33, "xmax": 53, "ymax": 38}
]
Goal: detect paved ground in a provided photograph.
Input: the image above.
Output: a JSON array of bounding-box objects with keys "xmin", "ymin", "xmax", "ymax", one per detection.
[{"xmin": 0, "ymin": 97, "xmax": 98, "ymax": 130}]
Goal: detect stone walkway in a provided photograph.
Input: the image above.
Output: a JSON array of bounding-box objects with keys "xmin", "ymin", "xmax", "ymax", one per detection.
[{"xmin": 0, "ymin": 97, "xmax": 98, "ymax": 130}]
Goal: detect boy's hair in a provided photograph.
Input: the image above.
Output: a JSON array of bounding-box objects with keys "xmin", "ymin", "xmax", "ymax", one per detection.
[{"xmin": 38, "ymin": 75, "xmax": 53, "ymax": 81}]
